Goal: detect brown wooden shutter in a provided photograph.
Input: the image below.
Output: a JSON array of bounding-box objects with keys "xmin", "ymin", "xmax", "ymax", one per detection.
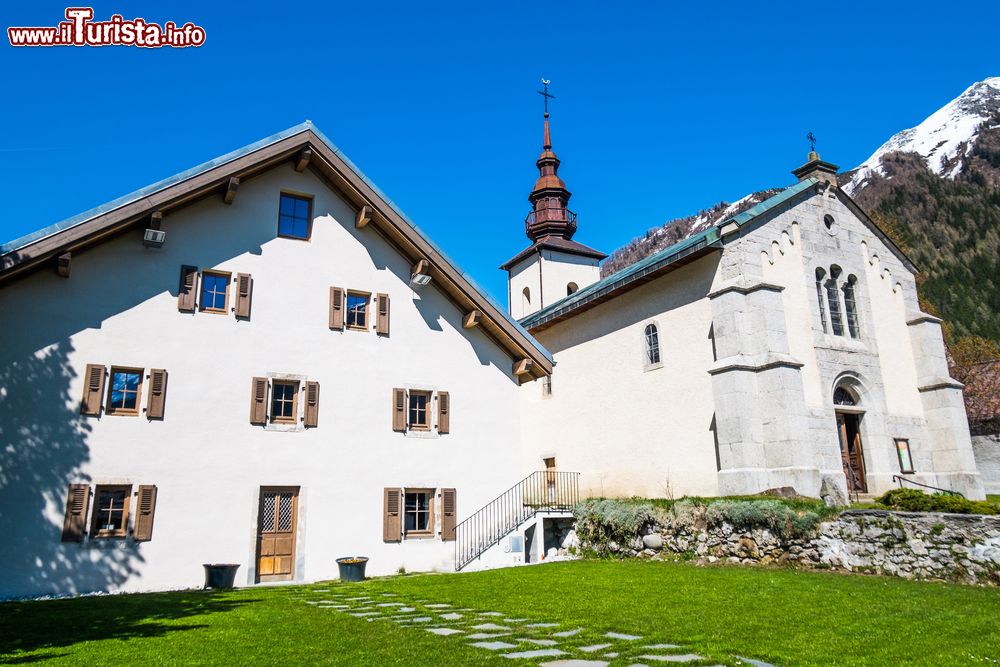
[
  {"xmin": 133, "ymin": 485, "xmax": 158, "ymax": 541},
  {"xmin": 61, "ymin": 483, "xmax": 89, "ymax": 542},
  {"xmin": 250, "ymin": 377, "xmax": 269, "ymax": 425},
  {"xmin": 304, "ymin": 381, "xmax": 320, "ymax": 427},
  {"xmin": 383, "ymin": 487, "xmax": 402, "ymax": 542},
  {"xmin": 437, "ymin": 391, "xmax": 450, "ymax": 434},
  {"xmin": 146, "ymin": 369, "xmax": 168, "ymax": 419},
  {"xmin": 441, "ymin": 488, "xmax": 457, "ymax": 541},
  {"xmin": 329, "ymin": 286, "xmax": 345, "ymax": 329},
  {"xmin": 392, "ymin": 388, "xmax": 407, "ymax": 432},
  {"xmin": 178, "ymin": 265, "xmax": 198, "ymax": 312},
  {"xmin": 376, "ymin": 293, "xmax": 390, "ymax": 335},
  {"xmin": 234, "ymin": 273, "xmax": 253, "ymax": 318},
  {"xmin": 80, "ymin": 364, "xmax": 105, "ymax": 416}
]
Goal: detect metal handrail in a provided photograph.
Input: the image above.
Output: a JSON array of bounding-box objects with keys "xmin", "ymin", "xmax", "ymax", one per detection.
[
  {"xmin": 892, "ymin": 474, "xmax": 963, "ymax": 497},
  {"xmin": 454, "ymin": 470, "xmax": 579, "ymax": 571}
]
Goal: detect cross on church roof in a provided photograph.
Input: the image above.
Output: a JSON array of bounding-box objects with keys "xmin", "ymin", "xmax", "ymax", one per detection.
[
  {"xmin": 807, "ymin": 131, "xmax": 817, "ymax": 152},
  {"xmin": 537, "ymin": 79, "xmax": 554, "ymax": 116}
]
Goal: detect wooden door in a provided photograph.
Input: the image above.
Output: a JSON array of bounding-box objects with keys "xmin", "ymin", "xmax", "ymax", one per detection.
[
  {"xmin": 836, "ymin": 413, "xmax": 867, "ymax": 493},
  {"xmin": 256, "ymin": 487, "xmax": 298, "ymax": 582},
  {"xmin": 544, "ymin": 457, "xmax": 557, "ymax": 503}
]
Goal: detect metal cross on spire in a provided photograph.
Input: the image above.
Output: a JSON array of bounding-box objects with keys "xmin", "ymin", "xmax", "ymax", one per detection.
[
  {"xmin": 807, "ymin": 131, "xmax": 817, "ymax": 152},
  {"xmin": 538, "ymin": 78, "xmax": 555, "ymax": 116}
]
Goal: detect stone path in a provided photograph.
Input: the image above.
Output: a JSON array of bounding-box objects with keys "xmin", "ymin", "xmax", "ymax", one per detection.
[{"xmin": 294, "ymin": 584, "xmax": 778, "ymax": 667}]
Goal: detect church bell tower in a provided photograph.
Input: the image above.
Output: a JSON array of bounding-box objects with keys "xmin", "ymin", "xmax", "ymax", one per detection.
[{"xmin": 501, "ymin": 82, "xmax": 606, "ymax": 320}]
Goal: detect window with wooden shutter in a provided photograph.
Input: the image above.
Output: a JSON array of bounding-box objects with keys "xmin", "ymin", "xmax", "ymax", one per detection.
[
  {"xmin": 61, "ymin": 483, "xmax": 90, "ymax": 542},
  {"xmin": 133, "ymin": 485, "xmax": 158, "ymax": 541},
  {"xmin": 250, "ymin": 377, "xmax": 269, "ymax": 425},
  {"xmin": 146, "ymin": 369, "xmax": 168, "ymax": 420},
  {"xmin": 303, "ymin": 381, "xmax": 320, "ymax": 428},
  {"xmin": 376, "ymin": 293, "xmax": 390, "ymax": 335},
  {"xmin": 441, "ymin": 488, "xmax": 457, "ymax": 541},
  {"xmin": 329, "ymin": 286, "xmax": 345, "ymax": 329},
  {"xmin": 178, "ymin": 265, "xmax": 198, "ymax": 312},
  {"xmin": 383, "ymin": 487, "xmax": 402, "ymax": 542},
  {"xmin": 80, "ymin": 364, "xmax": 106, "ymax": 416},
  {"xmin": 235, "ymin": 273, "xmax": 253, "ymax": 319},
  {"xmin": 437, "ymin": 391, "xmax": 450, "ymax": 434},
  {"xmin": 90, "ymin": 484, "xmax": 132, "ymax": 538},
  {"xmin": 392, "ymin": 388, "xmax": 406, "ymax": 432}
]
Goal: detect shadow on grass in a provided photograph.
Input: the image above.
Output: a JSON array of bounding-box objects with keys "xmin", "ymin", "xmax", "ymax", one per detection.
[{"xmin": 0, "ymin": 589, "xmax": 259, "ymax": 661}]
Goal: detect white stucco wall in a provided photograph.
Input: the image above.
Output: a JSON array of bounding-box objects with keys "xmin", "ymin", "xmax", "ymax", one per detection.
[
  {"xmin": 0, "ymin": 164, "xmax": 526, "ymax": 598},
  {"xmin": 520, "ymin": 255, "xmax": 721, "ymax": 499},
  {"xmin": 507, "ymin": 249, "xmax": 601, "ymax": 320}
]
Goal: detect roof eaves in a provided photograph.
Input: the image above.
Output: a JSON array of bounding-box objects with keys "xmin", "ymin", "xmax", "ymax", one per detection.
[{"xmin": 721, "ymin": 178, "xmax": 818, "ymax": 228}]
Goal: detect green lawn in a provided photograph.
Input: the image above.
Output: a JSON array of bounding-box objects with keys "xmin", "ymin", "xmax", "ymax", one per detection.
[{"xmin": 3, "ymin": 560, "xmax": 998, "ymax": 666}]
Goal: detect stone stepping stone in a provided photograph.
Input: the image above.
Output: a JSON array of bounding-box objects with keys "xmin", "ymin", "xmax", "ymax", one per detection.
[
  {"xmin": 478, "ymin": 611, "xmax": 504, "ymax": 617},
  {"xmin": 380, "ymin": 593, "xmax": 397, "ymax": 596},
  {"xmin": 440, "ymin": 612, "xmax": 463, "ymax": 620},
  {"xmin": 606, "ymin": 632, "xmax": 642, "ymax": 640},
  {"xmin": 523, "ymin": 638, "xmax": 559, "ymax": 646},
  {"xmin": 473, "ymin": 623, "xmax": 512, "ymax": 631},
  {"xmin": 425, "ymin": 603, "xmax": 452, "ymax": 608},
  {"xmin": 604, "ymin": 654, "xmax": 619, "ymax": 659},
  {"xmin": 408, "ymin": 616, "xmax": 433, "ymax": 623},
  {"xmin": 377, "ymin": 602, "xmax": 404, "ymax": 607},
  {"xmin": 472, "ymin": 641, "xmax": 518, "ymax": 651},
  {"xmin": 526, "ymin": 622, "xmax": 560, "ymax": 628},
  {"xmin": 553, "ymin": 628, "xmax": 582, "ymax": 637},
  {"xmin": 636, "ymin": 655, "xmax": 704, "ymax": 663},
  {"xmin": 735, "ymin": 658, "xmax": 776, "ymax": 667},
  {"xmin": 313, "ymin": 588, "xmax": 330, "ymax": 592},
  {"xmin": 579, "ymin": 644, "xmax": 612, "ymax": 653},
  {"xmin": 542, "ymin": 661, "xmax": 609, "ymax": 667},
  {"xmin": 645, "ymin": 645, "xmax": 681, "ymax": 650},
  {"xmin": 504, "ymin": 617, "xmax": 529, "ymax": 623},
  {"xmin": 398, "ymin": 607, "xmax": 416, "ymax": 612},
  {"xmin": 346, "ymin": 597, "xmax": 372, "ymax": 602},
  {"xmin": 305, "ymin": 601, "xmax": 320, "ymax": 605},
  {"xmin": 467, "ymin": 632, "xmax": 512, "ymax": 639},
  {"xmin": 427, "ymin": 628, "xmax": 464, "ymax": 636},
  {"xmin": 502, "ymin": 648, "xmax": 566, "ymax": 659},
  {"xmin": 349, "ymin": 612, "xmax": 380, "ymax": 618}
]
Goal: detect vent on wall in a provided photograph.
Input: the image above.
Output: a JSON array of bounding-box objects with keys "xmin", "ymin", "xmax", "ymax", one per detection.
[{"xmin": 143, "ymin": 229, "xmax": 166, "ymax": 248}]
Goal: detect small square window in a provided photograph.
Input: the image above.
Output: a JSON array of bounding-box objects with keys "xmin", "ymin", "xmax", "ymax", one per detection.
[
  {"xmin": 200, "ymin": 271, "xmax": 231, "ymax": 314},
  {"xmin": 107, "ymin": 367, "xmax": 143, "ymax": 416},
  {"xmin": 408, "ymin": 391, "xmax": 431, "ymax": 431},
  {"xmin": 346, "ymin": 292, "xmax": 370, "ymax": 331},
  {"xmin": 278, "ymin": 193, "xmax": 312, "ymax": 240},
  {"xmin": 895, "ymin": 438, "xmax": 915, "ymax": 474},
  {"xmin": 404, "ymin": 489, "xmax": 434, "ymax": 536},
  {"xmin": 270, "ymin": 380, "xmax": 299, "ymax": 424},
  {"xmin": 91, "ymin": 484, "xmax": 131, "ymax": 538}
]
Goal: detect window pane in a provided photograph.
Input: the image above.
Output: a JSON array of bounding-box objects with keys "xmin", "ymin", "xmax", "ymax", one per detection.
[
  {"xmin": 279, "ymin": 195, "xmax": 296, "ymax": 216},
  {"xmin": 278, "ymin": 215, "xmax": 294, "ymax": 236},
  {"xmin": 262, "ymin": 493, "xmax": 276, "ymax": 531},
  {"xmin": 295, "ymin": 197, "xmax": 310, "ymax": 218},
  {"xmin": 294, "ymin": 218, "xmax": 308, "ymax": 238},
  {"xmin": 278, "ymin": 493, "xmax": 293, "ymax": 531}
]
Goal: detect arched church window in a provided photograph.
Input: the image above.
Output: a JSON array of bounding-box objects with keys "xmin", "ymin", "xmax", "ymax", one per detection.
[
  {"xmin": 521, "ymin": 287, "xmax": 531, "ymax": 311},
  {"xmin": 815, "ymin": 268, "xmax": 828, "ymax": 333},
  {"xmin": 644, "ymin": 323, "xmax": 660, "ymax": 366},
  {"xmin": 567, "ymin": 282, "xmax": 579, "ymax": 295},
  {"xmin": 843, "ymin": 275, "xmax": 860, "ymax": 338},
  {"xmin": 833, "ymin": 386, "xmax": 856, "ymax": 406},
  {"xmin": 825, "ymin": 266, "xmax": 844, "ymax": 336}
]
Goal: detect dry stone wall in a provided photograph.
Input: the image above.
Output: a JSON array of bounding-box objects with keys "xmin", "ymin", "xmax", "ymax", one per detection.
[{"xmin": 576, "ymin": 505, "xmax": 1000, "ymax": 585}]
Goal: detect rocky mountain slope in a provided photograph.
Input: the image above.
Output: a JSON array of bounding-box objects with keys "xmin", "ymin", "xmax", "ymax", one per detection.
[{"xmin": 602, "ymin": 78, "xmax": 1000, "ymax": 346}]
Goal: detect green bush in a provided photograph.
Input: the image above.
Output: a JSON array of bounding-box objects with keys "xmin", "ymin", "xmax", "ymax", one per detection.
[
  {"xmin": 573, "ymin": 499, "xmax": 654, "ymax": 546},
  {"xmin": 706, "ymin": 499, "xmax": 822, "ymax": 539},
  {"xmin": 875, "ymin": 488, "xmax": 1000, "ymax": 515}
]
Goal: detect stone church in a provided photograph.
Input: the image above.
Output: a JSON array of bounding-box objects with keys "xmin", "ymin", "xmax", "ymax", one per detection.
[
  {"xmin": 510, "ymin": 111, "xmax": 985, "ymax": 504},
  {"xmin": 0, "ymin": 110, "xmax": 984, "ymax": 598}
]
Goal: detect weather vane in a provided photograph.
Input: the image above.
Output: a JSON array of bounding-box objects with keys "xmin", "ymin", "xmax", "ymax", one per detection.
[
  {"xmin": 807, "ymin": 131, "xmax": 817, "ymax": 152},
  {"xmin": 538, "ymin": 78, "xmax": 554, "ymax": 116}
]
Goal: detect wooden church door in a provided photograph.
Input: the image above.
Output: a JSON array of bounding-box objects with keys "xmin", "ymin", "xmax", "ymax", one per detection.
[
  {"xmin": 256, "ymin": 487, "xmax": 298, "ymax": 582},
  {"xmin": 836, "ymin": 414, "xmax": 868, "ymax": 493}
]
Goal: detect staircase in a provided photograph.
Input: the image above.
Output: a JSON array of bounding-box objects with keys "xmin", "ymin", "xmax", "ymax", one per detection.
[{"xmin": 455, "ymin": 471, "xmax": 580, "ymax": 571}]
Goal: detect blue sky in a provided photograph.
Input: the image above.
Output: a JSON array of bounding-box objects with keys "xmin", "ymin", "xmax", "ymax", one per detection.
[{"xmin": 2, "ymin": 1, "xmax": 997, "ymax": 304}]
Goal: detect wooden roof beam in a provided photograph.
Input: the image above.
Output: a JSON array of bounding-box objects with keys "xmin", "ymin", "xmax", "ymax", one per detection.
[
  {"xmin": 223, "ymin": 176, "xmax": 240, "ymax": 204},
  {"xmin": 295, "ymin": 148, "xmax": 312, "ymax": 172},
  {"xmin": 463, "ymin": 310, "xmax": 481, "ymax": 329},
  {"xmin": 56, "ymin": 252, "xmax": 71, "ymax": 278},
  {"xmin": 355, "ymin": 204, "xmax": 372, "ymax": 229}
]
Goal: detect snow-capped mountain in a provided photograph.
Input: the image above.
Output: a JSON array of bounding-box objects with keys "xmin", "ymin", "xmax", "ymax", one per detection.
[{"xmin": 845, "ymin": 77, "xmax": 1000, "ymax": 193}]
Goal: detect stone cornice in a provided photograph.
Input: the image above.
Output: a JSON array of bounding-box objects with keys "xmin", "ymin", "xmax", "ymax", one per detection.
[
  {"xmin": 708, "ymin": 353, "xmax": 804, "ymax": 375},
  {"xmin": 707, "ymin": 281, "xmax": 784, "ymax": 299}
]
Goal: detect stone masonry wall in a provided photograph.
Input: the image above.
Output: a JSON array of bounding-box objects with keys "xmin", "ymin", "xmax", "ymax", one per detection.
[{"xmin": 576, "ymin": 507, "xmax": 1000, "ymax": 585}]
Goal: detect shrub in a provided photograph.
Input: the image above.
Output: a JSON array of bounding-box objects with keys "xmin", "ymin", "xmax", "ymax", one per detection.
[
  {"xmin": 705, "ymin": 499, "xmax": 822, "ymax": 539},
  {"xmin": 875, "ymin": 488, "xmax": 1000, "ymax": 515},
  {"xmin": 573, "ymin": 499, "xmax": 655, "ymax": 546}
]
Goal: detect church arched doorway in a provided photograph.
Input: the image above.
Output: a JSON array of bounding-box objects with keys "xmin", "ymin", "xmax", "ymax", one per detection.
[{"xmin": 834, "ymin": 384, "xmax": 867, "ymax": 493}]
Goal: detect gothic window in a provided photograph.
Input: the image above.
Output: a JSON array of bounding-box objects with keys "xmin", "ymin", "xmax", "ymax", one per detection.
[
  {"xmin": 825, "ymin": 266, "xmax": 844, "ymax": 336},
  {"xmin": 522, "ymin": 287, "xmax": 531, "ymax": 311},
  {"xmin": 644, "ymin": 323, "xmax": 660, "ymax": 366},
  {"xmin": 833, "ymin": 386, "xmax": 856, "ymax": 406},
  {"xmin": 843, "ymin": 275, "xmax": 860, "ymax": 338},
  {"xmin": 567, "ymin": 282, "xmax": 579, "ymax": 296},
  {"xmin": 815, "ymin": 268, "xmax": 828, "ymax": 333}
]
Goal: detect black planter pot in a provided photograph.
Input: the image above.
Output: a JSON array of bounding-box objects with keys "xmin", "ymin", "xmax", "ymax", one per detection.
[
  {"xmin": 203, "ymin": 563, "xmax": 240, "ymax": 589},
  {"xmin": 336, "ymin": 557, "xmax": 369, "ymax": 582}
]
